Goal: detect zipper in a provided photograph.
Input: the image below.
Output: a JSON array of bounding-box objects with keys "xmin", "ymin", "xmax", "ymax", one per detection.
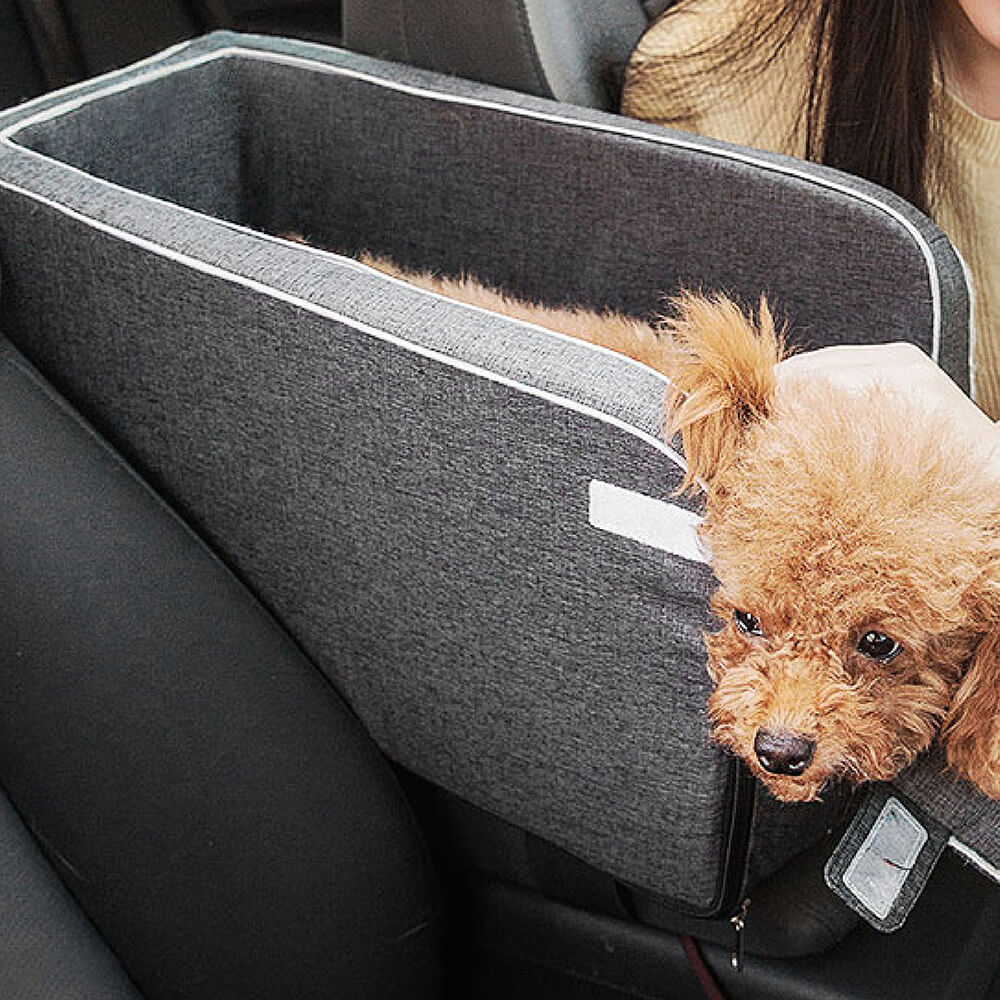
[
  {"xmin": 729, "ymin": 897, "xmax": 751, "ymax": 971},
  {"xmin": 616, "ymin": 758, "xmax": 756, "ymax": 924},
  {"xmin": 714, "ymin": 759, "xmax": 756, "ymax": 917}
]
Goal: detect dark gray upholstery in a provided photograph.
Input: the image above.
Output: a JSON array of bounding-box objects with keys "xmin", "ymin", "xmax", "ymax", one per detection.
[
  {"xmin": 0, "ymin": 32, "xmax": 987, "ymax": 919},
  {"xmin": 2, "ymin": 37, "xmax": 970, "ymax": 385}
]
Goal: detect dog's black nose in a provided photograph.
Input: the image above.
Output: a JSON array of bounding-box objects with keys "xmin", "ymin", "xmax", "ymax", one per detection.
[{"xmin": 754, "ymin": 729, "xmax": 815, "ymax": 776}]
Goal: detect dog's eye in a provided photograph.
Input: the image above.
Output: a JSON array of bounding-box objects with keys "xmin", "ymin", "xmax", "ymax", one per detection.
[
  {"xmin": 733, "ymin": 609, "xmax": 764, "ymax": 637},
  {"xmin": 858, "ymin": 631, "xmax": 902, "ymax": 662}
]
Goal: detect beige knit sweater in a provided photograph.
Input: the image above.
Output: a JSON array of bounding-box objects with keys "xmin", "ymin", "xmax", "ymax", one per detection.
[{"xmin": 622, "ymin": 1, "xmax": 1000, "ymax": 417}]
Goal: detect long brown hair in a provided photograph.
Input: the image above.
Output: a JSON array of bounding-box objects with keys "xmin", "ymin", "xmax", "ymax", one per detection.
[
  {"xmin": 811, "ymin": 0, "xmax": 937, "ymax": 213},
  {"xmin": 636, "ymin": 0, "xmax": 941, "ymax": 213}
]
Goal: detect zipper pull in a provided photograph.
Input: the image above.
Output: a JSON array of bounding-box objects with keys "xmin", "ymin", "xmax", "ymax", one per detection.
[{"xmin": 730, "ymin": 898, "xmax": 750, "ymax": 972}]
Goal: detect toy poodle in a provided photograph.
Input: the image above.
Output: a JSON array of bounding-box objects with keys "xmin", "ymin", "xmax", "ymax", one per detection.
[{"xmin": 356, "ymin": 252, "xmax": 1000, "ymax": 803}]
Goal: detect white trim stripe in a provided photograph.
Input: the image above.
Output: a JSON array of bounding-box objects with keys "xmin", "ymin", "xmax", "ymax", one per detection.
[
  {"xmin": 949, "ymin": 836, "xmax": 1000, "ymax": 885},
  {"xmin": 955, "ymin": 248, "xmax": 979, "ymax": 398},
  {"xmin": 0, "ymin": 42, "xmax": 945, "ymax": 363}
]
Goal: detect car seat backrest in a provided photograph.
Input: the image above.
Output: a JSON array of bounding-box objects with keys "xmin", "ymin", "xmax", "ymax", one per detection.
[{"xmin": 342, "ymin": 0, "xmax": 649, "ymax": 109}]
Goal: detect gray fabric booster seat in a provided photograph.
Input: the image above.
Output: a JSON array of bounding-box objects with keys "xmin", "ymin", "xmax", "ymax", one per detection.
[{"xmin": 0, "ymin": 31, "xmax": 993, "ymax": 957}]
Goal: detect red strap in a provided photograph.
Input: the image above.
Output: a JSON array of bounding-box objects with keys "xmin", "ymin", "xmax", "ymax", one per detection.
[{"xmin": 680, "ymin": 934, "xmax": 729, "ymax": 1000}]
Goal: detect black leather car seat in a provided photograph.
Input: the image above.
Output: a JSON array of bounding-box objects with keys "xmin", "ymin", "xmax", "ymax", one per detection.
[{"xmin": 0, "ymin": 338, "xmax": 441, "ymax": 999}]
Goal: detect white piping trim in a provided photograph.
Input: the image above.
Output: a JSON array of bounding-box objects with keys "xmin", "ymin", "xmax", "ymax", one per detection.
[
  {"xmin": 1, "ymin": 48, "xmax": 226, "ymax": 132},
  {"xmin": 0, "ymin": 177, "xmax": 686, "ymax": 468},
  {"xmin": 948, "ymin": 836, "xmax": 1000, "ymax": 884},
  {"xmin": 955, "ymin": 247, "xmax": 978, "ymax": 397},
  {"xmin": 0, "ymin": 43, "xmax": 945, "ymax": 362}
]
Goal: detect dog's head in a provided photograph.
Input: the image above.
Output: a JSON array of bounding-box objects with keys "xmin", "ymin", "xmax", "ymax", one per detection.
[{"xmin": 664, "ymin": 295, "xmax": 1000, "ymax": 801}]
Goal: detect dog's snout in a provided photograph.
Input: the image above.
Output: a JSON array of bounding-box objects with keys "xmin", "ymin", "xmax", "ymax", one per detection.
[{"xmin": 753, "ymin": 729, "xmax": 815, "ymax": 776}]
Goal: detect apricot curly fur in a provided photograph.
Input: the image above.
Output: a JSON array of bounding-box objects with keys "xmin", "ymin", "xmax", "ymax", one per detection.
[
  {"xmin": 659, "ymin": 292, "xmax": 786, "ymax": 494},
  {"xmin": 359, "ymin": 251, "xmax": 676, "ymax": 370},
  {"xmin": 357, "ymin": 251, "xmax": 1000, "ymax": 801},
  {"xmin": 704, "ymin": 379, "xmax": 1000, "ymax": 800}
]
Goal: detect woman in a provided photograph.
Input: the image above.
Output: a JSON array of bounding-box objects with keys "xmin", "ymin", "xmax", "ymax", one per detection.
[{"xmin": 621, "ymin": 0, "xmax": 1000, "ymax": 437}]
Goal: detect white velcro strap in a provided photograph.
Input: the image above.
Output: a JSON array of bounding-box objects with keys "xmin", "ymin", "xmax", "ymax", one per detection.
[{"xmin": 588, "ymin": 480, "xmax": 707, "ymax": 564}]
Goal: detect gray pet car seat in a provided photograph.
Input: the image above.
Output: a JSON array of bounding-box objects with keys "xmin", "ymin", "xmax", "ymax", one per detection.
[{"xmin": 0, "ymin": 31, "xmax": 998, "ymax": 996}]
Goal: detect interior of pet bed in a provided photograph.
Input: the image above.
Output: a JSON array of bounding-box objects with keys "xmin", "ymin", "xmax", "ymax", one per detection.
[{"xmin": 4, "ymin": 42, "xmax": 971, "ymax": 388}]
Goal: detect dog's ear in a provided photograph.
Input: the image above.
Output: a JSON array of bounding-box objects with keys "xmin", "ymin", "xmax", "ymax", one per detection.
[
  {"xmin": 662, "ymin": 293, "xmax": 786, "ymax": 493},
  {"xmin": 943, "ymin": 623, "xmax": 1000, "ymax": 799}
]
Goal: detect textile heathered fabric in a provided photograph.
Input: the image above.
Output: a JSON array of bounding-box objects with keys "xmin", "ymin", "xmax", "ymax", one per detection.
[{"xmin": 0, "ymin": 30, "xmax": 983, "ymax": 906}]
